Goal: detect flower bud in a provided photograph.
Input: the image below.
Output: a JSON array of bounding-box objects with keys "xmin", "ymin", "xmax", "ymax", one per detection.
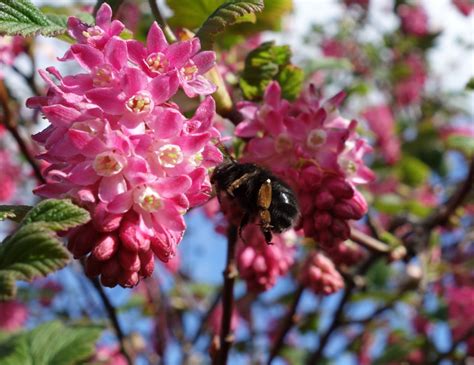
[
  {"xmin": 92, "ymin": 203, "xmax": 122, "ymax": 232},
  {"xmin": 92, "ymin": 234, "xmax": 119, "ymax": 261},
  {"xmin": 326, "ymin": 178, "xmax": 354, "ymax": 199},
  {"xmin": 119, "ymin": 249, "xmax": 141, "ymax": 272},
  {"xmin": 314, "ymin": 190, "xmax": 335, "ymax": 210}
]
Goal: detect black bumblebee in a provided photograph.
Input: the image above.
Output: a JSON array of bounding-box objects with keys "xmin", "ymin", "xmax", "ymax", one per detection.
[{"xmin": 211, "ymin": 161, "xmax": 300, "ymax": 243}]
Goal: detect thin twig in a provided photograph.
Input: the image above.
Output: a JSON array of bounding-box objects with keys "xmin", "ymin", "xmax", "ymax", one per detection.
[
  {"xmin": 425, "ymin": 156, "xmax": 474, "ymax": 229},
  {"xmin": 214, "ymin": 225, "xmax": 238, "ymax": 365},
  {"xmin": 267, "ymin": 284, "xmax": 305, "ymax": 364},
  {"xmin": 88, "ymin": 277, "xmax": 133, "ymax": 365},
  {"xmin": 148, "ymin": 0, "xmax": 177, "ymax": 43},
  {"xmin": 350, "ymin": 228, "xmax": 391, "ymax": 254},
  {"xmin": 0, "ymin": 79, "xmax": 45, "ymax": 184},
  {"xmin": 192, "ymin": 291, "xmax": 222, "ymax": 344}
]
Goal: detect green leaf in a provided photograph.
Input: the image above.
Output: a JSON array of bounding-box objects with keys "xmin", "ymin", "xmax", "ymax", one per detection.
[
  {"xmin": 240, "ymin": 41, "xmax": 301, "ymax": 100},
  {"xmin": 0, "ymin": 223, "xmax": 71, "ymax": 300},
  {"xmin": 366, "ymin": 258, "xmax": 391, "ymax": 290},
  {"xmin": 0, "ymin": 205, "xmax": 31, "ymax": 222},
  {"xmin": 22, "ymin": 199, "xmax": 90, "ymax": 232},
  {"xmin": 466, "ymin": 77, "xmax": 474, "ymax": 90},
  {"xmin": 0, "ymin": 0, "xmax": 68, "ymax": 37},
  {"xmin": 0, "ymin": 321, "xmax": 103, "ymax": 365},
  {"xmin": 276, "ymin": 64, "xmax": 304, "ymax": 101},
  {"xmin": 196, "ymin": 0, "xmax": 264, "ymax": 50}
]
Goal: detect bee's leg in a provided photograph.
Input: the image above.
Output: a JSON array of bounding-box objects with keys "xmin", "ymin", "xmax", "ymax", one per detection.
[
  {"xmin": 258, "ymin": 180, "xmax": 273, "ymax": 244},
  {"xmin": 238, "ymin": 212, "xmax": 250, "ymax": 244},
  {"xmin": 227, "ymin": 171, "xmax": 259, "ymax": 197}
]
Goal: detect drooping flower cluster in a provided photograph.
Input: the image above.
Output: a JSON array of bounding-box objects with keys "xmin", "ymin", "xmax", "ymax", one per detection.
[
  {"xmin": 363, "ymin": 105, "xmax": 400, "ymax": 164},
  {"xmin": 447, "ymin": 286, "xmax": 474, "ymax": 355},
  {"xmin": 236, "ymin": 82, "xmax": 373, "ymax": 254},
  {"xmin": 0, "ymin": 36, "xmax": 25, "ymax": 75},
  {"xmin": 394, "ymin": 53, "xmax": 427, "ymax": 106},
  {"xmin": 27, "ymin": 4, "xmax": 222, "ymax": 287},
  {"xmin": 236, "ymin": 225, "xmax": 296, "ymax": 292},
  {"xmin": 452, "ymin": 0, "xmax": 474, "ymax": 16},
  {"xmin": 299, "ymin": 252, "xmax": 344, "ymax": 295}
]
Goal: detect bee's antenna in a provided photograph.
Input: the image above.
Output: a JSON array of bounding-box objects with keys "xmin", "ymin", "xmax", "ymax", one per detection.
[{"xmin": 214, "ymin": 139, "xmax": 237, "ymax": 163}]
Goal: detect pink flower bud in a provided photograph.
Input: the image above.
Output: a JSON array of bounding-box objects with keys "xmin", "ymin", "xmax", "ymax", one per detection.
[
  {"xmin": 85, "ymin": 255, "xmax": 102, "ymax": 277},
  {"xmin": 68, "ymin": 224, "xmax": 99, "ymax": 258},
  {"xmin": 332, "ymin": 202, "xmax": 357, "ymax": 220},
  {"xmin": 346, "ymin": 190, "xmax": 368, "ymax": 219},
  {"xmin": 326, "ymin": 178, "xmax": 354, "ymax": 199},
  {"xmin": 119, "ymin": 249, "xmax": 141, "ymax": 272},
  {"xmin": 330, "ymin": 219, "xmax": 350, "ymax": 240},
  {"xmin": 314, "ymin": 190, "xmax": 335, "ymax": 210},
  {"xmin": 93, "ymin": 203, "xmax": 122, "ymax": 232},
  {"xmin": 313, "ymin": 211, "xmax": 332, "ymax": 229},
  {"xmin": 119, "ymin": 270, "xmax": 139, "ymax": 288},
  {"xmin": 101, "ymin": 275, "xmax": 118, "ymax": 288},
  {"xmin": 139, "ymin": 250, "xmax": 155, "ymax": 277},
  {"xmin": 101, "ymin": 257, "xmax": 121, "ymax": 278},
  {"xmin": 92, "ymin": 234, "xmax": 119, "ymax": 261}
]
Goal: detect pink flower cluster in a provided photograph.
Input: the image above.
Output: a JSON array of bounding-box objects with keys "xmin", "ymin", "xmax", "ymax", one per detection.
[
  {"xmin": 236, "ymin": 82, "xmax": 373, "ymax": 253},
  {"xmin": 0, "ymin": 36, "xmax": 25, "ymax": 70},
  {"xmin": 0, "ymin": 150, "xmax": 21, "ymax": 202},
  {"xmin": 0, "ymin": 300, "xmax": 28, "ymax": 331},
  {"xmin": 299, "ymin": 252, "xmax": 344, "ymax": 295},
  {"xmin": 394, "ymin": 54, "xmax": 427, "ymax": 106},
  {"xmin": 28, "ymin": 4, "xmax": 222, "ymax": 287},
  {"xmin": 363, "ymin": 105, "xmax": 400, "ymax": 164},
  {"xmin": 398, "ymin": 4, "xmax": 429, "ymax": 37},
  {"xmin": 236, "ymin": 225, "xmax": 296, "ymax": 292}
]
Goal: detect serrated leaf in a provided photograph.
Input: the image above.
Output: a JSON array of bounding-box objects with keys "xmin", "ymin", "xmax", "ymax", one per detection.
[
  {"xmin": 0, "ymin": 321, "xmax": 103, "ymax": 365},
  {"xmin": 240, "ymin": 41, "xmax": 295, "ymax": 100},
  {"xmin": 0, "ymin": 205, "xmax": 31, "ymax": 222},
  {"xmin": 277, "ymin": 64, "xmax": 304, "ymax": 101},
  {"xmin": 0, "ymin": 0, "xmax": 68, "ymax": 37},
  {"xmin": 0, "ymin": 223, "xmax": 71, "ymax": 299},
  {"xmin": 196, "ymin": 0, "xmax": 264, "ymax": 49},
  {"xmin": 0, "ymin": 273, "xmax": 16, "ymax": 300},
  {"xmin": 22, "ymin": 199, "xmax": 90, "ymax": 232}
]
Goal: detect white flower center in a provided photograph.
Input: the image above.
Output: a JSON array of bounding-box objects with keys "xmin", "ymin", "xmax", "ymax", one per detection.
[
  {"xmin": 146, "ymin": 52, "xmax": 169, "ymax": 74},
  {"xmin": 306, "ymin": 129, "xmax": 327, "ymax": 149},
  {"xmin": 181, "ymin": 60, "xmax": 198, "ymax": 81},
  {"xmin": 157, "ymin": 144, "xmax": 184, "ymax": 168},
  {"xmin": 93, "ymin": 151, "xmax": 126, "ymax": 176},
  {"xmin": 126, "ymin": 92, "xmax": 153, "ymax": 114},
  {"xmin": 93, "ymin": 65, "xmax": 115, "ymax": 87},
  {"xmin": 275, "ymin": 133, "xmax": 293, "ymax": 153},
  {"xmin": 136, "ymin": 186, "xmax": 162, "ymax": 212}
]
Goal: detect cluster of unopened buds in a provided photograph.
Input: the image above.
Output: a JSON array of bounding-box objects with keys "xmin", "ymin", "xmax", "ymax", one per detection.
[
  {"xmin": 28, "ymin": 4, "xmax": 222, "ymax": 287},
  {"xmin": 236, "ymin": 82, "xmax": 374, "ymax": 266}
]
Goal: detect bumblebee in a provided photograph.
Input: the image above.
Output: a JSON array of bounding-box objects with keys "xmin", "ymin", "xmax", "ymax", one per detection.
[{"xmin": 211, "ymin": 161, "xmax": 300, "ymax": 243}]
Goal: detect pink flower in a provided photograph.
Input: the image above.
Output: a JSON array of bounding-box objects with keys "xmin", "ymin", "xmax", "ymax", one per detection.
[
  {"xmin": 236, "ymin": 225, "xmax": 296, "ymax": 292},
  {"xmin": 28, "ymin": 4, "xmax": 222, "ymax": 287},
  {"xmin": 394, "ymin": 54, "xmax": 427, "ymax": 106},
  {"xmin": 398, "ymin": 4, "xmax": 429, "ymax": 36},
  {"xmin": 453, "ymin": 0, "xmax": 474, "ymax": 16},
  {"xmin": 0, "ymin": 300, "xmax": 28, "ymax": 331},
  {"xmin": 300, "ymin": 252, "xmax": 344, "ymax": 295},
  {"xmin": 363, "ymin": 105, "xmax": 400, "ymax": 164},
  {"xmin": 127, "ymin": 22, "xmax": 216, "ymax": 97},
  {"xmin": 93, "ymin": 345, "xmax": 128, "ymax": 365},
  {"xmin": 447, "ymin": 286, "xmax": 474, "ymax": 354},
  {"xmin": 0, "ymin": 36, "xmax": 25, "ymax": 69},
  {"xmin": 344, "ymin": 0, "xmax": 369, "ymax": 8}
]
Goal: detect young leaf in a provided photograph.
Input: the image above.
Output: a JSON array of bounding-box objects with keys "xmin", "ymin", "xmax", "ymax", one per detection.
[
  {"xmin": 196, "ymin": 0, "xmax": 264, "ymax": 49},
  {"xmin": 277, "ymin": 64, "xmax": 304, "ymax": 101},
  {"xmin": 21, "ymin": 199, "xmax": 90, "ymax": 232},
  {"xmin": 0, "ymin": 321, "xmax": 103, "ymax": 365},
  {"xmin": 0, "ymin": 0, "xmax": 68, "ymax": 37},
  {"xmin": 0, "ymin": 205, "xmax": 31, "ymax": 222},
  {"xmin": 0, "ymin": 223, "xmax": 71, "ymax": 299}
]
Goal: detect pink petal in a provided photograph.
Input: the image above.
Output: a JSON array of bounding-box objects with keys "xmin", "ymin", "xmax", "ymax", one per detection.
[
  {"xmin": 182, "ymin": 75, "xmax": 216, "ymax": 97},
  {"xmin": 70, "ymin": 44, "xmax": 104, "ymax": 70},
  {"xmin": 149, "ymin": 72, "xmax": 179, "ymax": 105},
  {"xmin": 152, "ymin": 202, "xmax": 185, "ymax": 231},
  {"xmin": 104, "ymin": 36, "xmax": 128, "ymax": 70},
  {"xmin": 107, "ymin": 191, "xmax": 133, "ymax": 214},
  {"xmin": 99, "ymin": 174, "xmax": 128, "ymax": 203},
  {"xmin": 235, "ymin": 120, "xmax": 261, "ymax": 138},
  {"xmin": 264, "ymin": 81, "xmax": 282, "ymax": 108},
  {"xmin": 181, "ymin": 133, "xmax": 210, "ymax": 154},
  {"xmin": 96, "ymin": 3, "xmax": 112, "ymax": 29},
  {"xmin": 153, "ymin": 175, "xmax": 192, "ymax": 198},
  {"xmin": 124, "ymin": 67, "xmax": 148, "ymax": 95},
  {"xmin": 146, "ymin": 22, "xmax": 168, "ymax": 53},
  {"xmin": 68, "ymin": 162, "xmax": 100, "ymax": 185},
  {"xmin": 86, "ymin": 87, "xmax": 124, "ymax": 114},
  {"xmin": 42, "ymin": 105, "xmax": 81, "ymax": 127},
  {"xmin": 192, "ymin": 51, "xmax": 216, "ymax": 74},
  {"xmin": 127, "ymin": 40, "xmax": 147, "ymax": 65},
  {"xmin": 150, "ymin": 107, "xmax": 184, "ymax": 139},
  {"xmin": 192, "ymin": 96, "xmax": 215, "ymax": 132},
  {"xmin": 166, "ymin": 41, "xmax": 192, "ymax": 68}
]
